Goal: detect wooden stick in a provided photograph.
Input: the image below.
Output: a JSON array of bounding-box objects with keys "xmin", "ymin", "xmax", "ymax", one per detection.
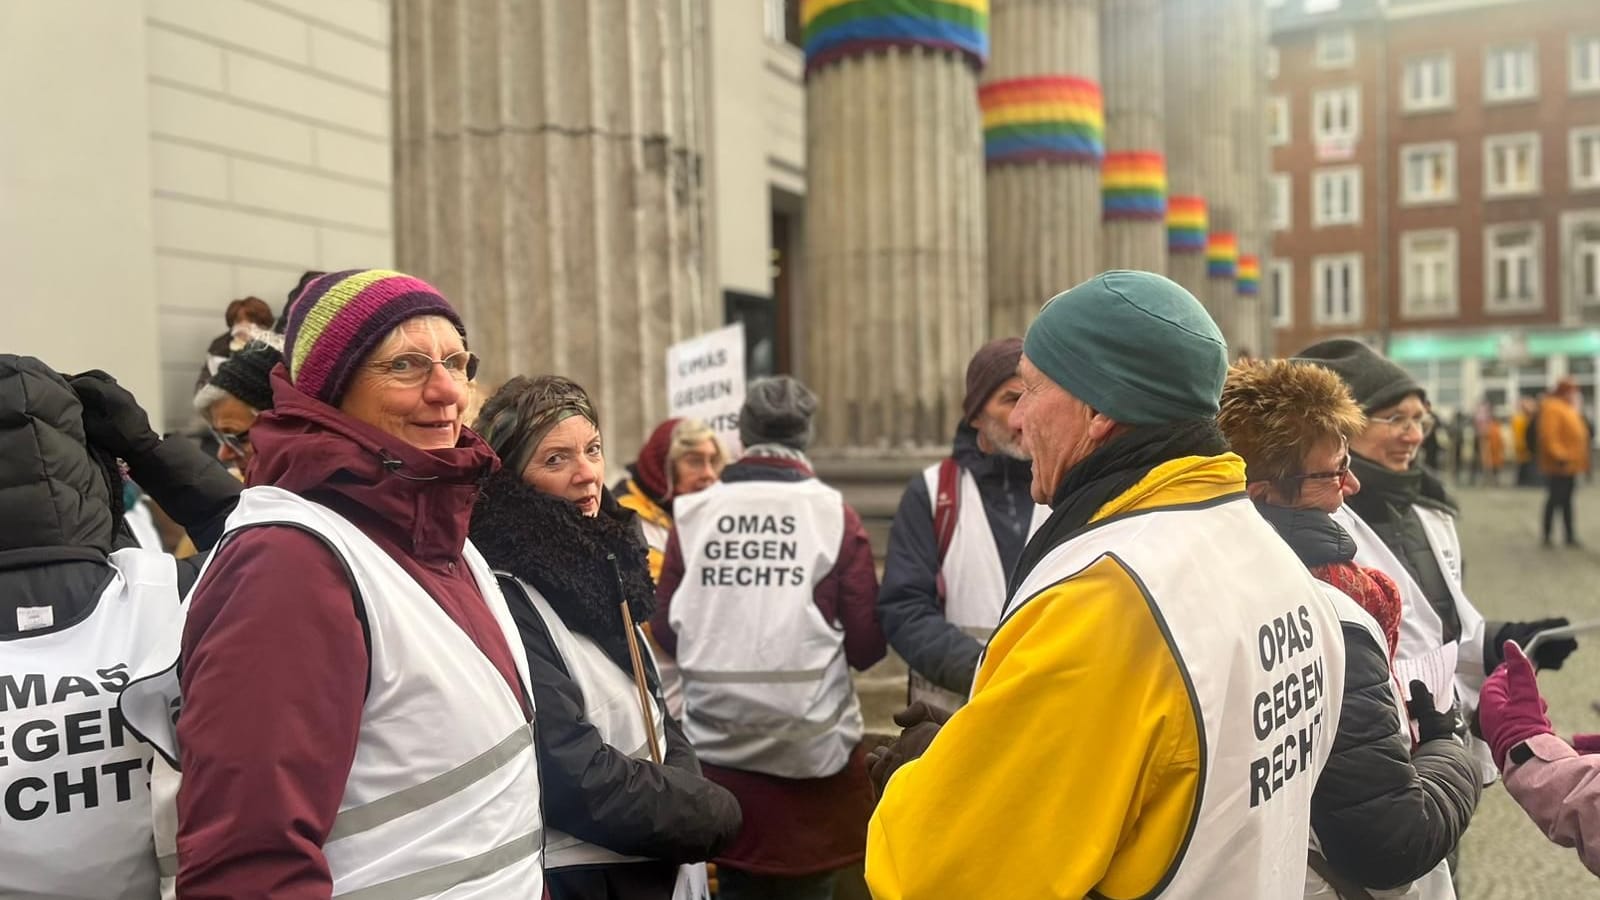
[{"xmin": 620, "ymin": 599, "xmax": 664, "ymax": 765}]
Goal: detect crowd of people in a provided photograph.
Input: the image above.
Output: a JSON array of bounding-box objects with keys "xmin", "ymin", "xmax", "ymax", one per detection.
[{"xmin": 2, "ymin": 266, "xmax": 1596, "ymax": 899}]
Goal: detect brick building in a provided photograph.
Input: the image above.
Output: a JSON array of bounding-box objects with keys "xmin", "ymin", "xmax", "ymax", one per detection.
[{"xmin": 1268, "ymin": 0, "xmax": 1600, "ymax": 417}]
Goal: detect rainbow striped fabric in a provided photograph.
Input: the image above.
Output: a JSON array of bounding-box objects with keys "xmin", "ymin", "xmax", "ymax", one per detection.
[
  {"xmin": 1236, "ymin": 254, "xmax": 1261, "ymax": 295},
  {"xmin": 1102, "ymin": 151, "xmax": 1167, "ymax": 221},
  {"xmin": 801, "ymin": 0, "xmax": 989, "ymax": 76},
  {"xmin": 1206, "ymin": 233, "xmax": 1239, "ymax": 279},
  {"xmin": 979, "ymin": 76, "xmax": 1104, "ymax": 165},
  {"xmin": 1167, "ymin": 195, "xmax": 1207, "ymax": 253}
]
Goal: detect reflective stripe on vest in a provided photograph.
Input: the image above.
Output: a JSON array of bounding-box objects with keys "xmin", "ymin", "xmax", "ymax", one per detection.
[
  {"xmin": 1001, "ymin": 496, "xmax": 1347, "ymax": 899},
  {"xmin": 0, "ymin": 547, "xmax": 175, "ymax": 900},
  {"xmin": 668, "ymin": 479, "xmax": 862, "ymax": 779},
  {"xmin": 121, "ymin": 486, "xmax": 543, "ymax": 899},
  {"xmin": 909, "ymin": 463, "xmax": 1050, "ymax": 710}
]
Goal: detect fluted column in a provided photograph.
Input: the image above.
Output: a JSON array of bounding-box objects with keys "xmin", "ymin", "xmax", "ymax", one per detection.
[
  {"xmin": 983, "ymin": 0, "xmax": 1101, "ymax": 339},
  {"xmin": 802, "ymin": 0, "xmax": 989, "ymax": 449},
  {"xmin": 1162, "ymin": 0, "xmax": 1207, "ymax": 300},
  {"xmin": 1193, "ymin": 0, "xmax": 1241, "ymax": 343},
  {"xmin": 1234, "ymin": 0, "xmax": 1270, "ymax": 356},
  {"xmin": 1099, "ymin": 0, "xmax": 1167, "ymax": 273},
  {"xmin": 393, "ymin": 0, "xmax": 712, "ymax": 464}
]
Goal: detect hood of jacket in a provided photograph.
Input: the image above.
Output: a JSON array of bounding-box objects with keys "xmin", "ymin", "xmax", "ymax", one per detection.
[
  {"xmin": 1252, "ymin": 502, "xmax": 1358, "ymax": 569},
  {"xmin": 247, "ymin": 366, "xmax": 499, "ymax": 564},
  {"xmin": 0, "ymin": 355, "xmax": 114, "ymax": 569},
  {"xmin": 469, "ymin": 468, "xmax": 656, "ymax": 674}
]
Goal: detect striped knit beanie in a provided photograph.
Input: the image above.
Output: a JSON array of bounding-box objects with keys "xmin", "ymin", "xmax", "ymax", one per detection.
[{"xmin": 283, "ymin": 269, "xmax": 465, "ymax": 406}]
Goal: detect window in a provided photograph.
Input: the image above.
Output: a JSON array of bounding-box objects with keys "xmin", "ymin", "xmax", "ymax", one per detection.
[
  {"xmin": 1313, "ymin": 254, "xmax": 1363, "ymax": 326},
  {"xmin": 1485, "ymin": 44, "xmax": 1537, "ymax": 102},
  {"xmin": 1269, "ymin": 174, "xmax": 1291, "ymax": 231},
  {"xmin": 1269, "ymin": 260, "xmax": 1293, "ymax": 328},
  {"xmin": 1484, "ymin": 133, "xmax": 1540, "ymax": 197},
  {"xmin": 1305, "ymin": 0, "xmax": 1341, "ymax": 14},
  {"xmin": 1267, "ymin": 96, "xmax": 1289, "ymax": 145},
  {"xmin": 1312, "ymin": 167, "xmax": 1361, "ymax": 226},
  {"xmin": 1312, "ymin": 87, "xmax": 1359, "ymax": 156},
  {"xmin": 1316, "ymin": 28, "xmax": 1355, "ymax": 68},
  {"xmin": 1401, "ymin": 229, "xmax": 1458, "ymax": 318},
  {"xmin": 1402, "ymin": 54, "xmax": 1453, "ymax": 111},
  {"xmin": 1573, "ymin": 127, "xmax": 1600, "ymax": 191},
  {"xmin": 1578, "ymin": 227, "xmax": 1600, "ymax": 308},
  {"xmin": 1574, "ymin": 35, "xmax": 1600, "ymax": 93},
  {"xmin": 1400, "ymin": 142, "xmax": 1456, "ymax": 204},
  {"xmin": 1267, "ymin": 46, "xmax": 1280, "ymax": 80},
  {"xmin": 1484, "ymin": 223, "xmax": 1542, "ymax": 313}
]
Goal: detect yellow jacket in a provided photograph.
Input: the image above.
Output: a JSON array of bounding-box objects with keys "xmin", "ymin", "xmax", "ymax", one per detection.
[
  {"xmin": 616, "ymin": 477, "xmax": 674, "ymax": 580},
  {"xmin": 867, "ymin": 456, "xmax": 1244, "ymax": 900}
]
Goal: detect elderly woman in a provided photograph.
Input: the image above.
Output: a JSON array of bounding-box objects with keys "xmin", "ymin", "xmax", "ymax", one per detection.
[
  {"xmin": 1219, "ymin": 359, "xmax": 1480, "ymax": 899},
  {"xmin": 122, "ymin": 270, "xmax": 543, "ymax": 898},
  {"xmin": 615, "ymin": 417, "xmax": 730, "ymax": 580},
  {"xmin": 193, "ymin": 339, "xmax": 282, "ymax": 472},
  {"xmin": 471, "ymin": 376, "xmax": 739, "ymax": 900}
]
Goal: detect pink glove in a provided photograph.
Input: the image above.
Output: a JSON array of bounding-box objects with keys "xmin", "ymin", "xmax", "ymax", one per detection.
[
  {"xmin": 1479, "ymin": 640, "xmax": 1553, "ymax": 770},
  {"xmin": 1573, "ymin": 733, "xmax": 1600, "ymax": 755}
]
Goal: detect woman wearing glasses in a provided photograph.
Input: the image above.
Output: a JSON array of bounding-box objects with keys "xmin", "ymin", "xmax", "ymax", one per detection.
[
  {"xmin": 194, "ymin": 339, "xmax": 282, "ymax": 473},
  {"xmin": 1220, "ymin": 359, "xmax": 1481, "ymax": 899},
  {"xmin": 123, "ymin": 270, "xmax": 544, "ymax": 898},
  {"xmin": 1295, "ymin": 339, "xmax": 1579, "ymax": 785}
]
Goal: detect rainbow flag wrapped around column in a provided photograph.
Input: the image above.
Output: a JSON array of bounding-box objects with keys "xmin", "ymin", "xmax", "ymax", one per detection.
[
  {"xmin": 1167, "ymin": 195, "xmax": 1207, "ymax": 253},
  {"xmin": 1102, "ymin": 151, "xmax": 1167, "ymax": 221},
  {"xmin": 801, "ymin": 0, "xmax": 990, "ymax": 76},
  {"xmin": 1206, "ymin": 233, "xmax": 1239, "ymax": 279},
  {"xmin": 979, "ymin": 76, "xmax": 1104, "ymax": 165},
  {"xmin": 1237, "ymin": 254, "xmax": 1261, "ymax": 295}
]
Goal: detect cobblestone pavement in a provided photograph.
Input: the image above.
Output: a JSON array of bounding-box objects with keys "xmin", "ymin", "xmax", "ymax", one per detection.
[{"xmin": 1452, "ymin": 484, "xmax": 1600, "ymax": 899}]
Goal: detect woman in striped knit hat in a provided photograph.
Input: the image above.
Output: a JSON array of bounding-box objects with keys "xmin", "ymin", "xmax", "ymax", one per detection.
[{"xmin": 122, "ymin": 270, "xmax": 546, "ymax": 899}]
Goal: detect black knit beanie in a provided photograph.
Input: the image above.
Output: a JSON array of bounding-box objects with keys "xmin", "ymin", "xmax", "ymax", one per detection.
[
  {"xmin": 1292, "ymin": 338, "xmax": 1425, "ymax": 413},
  {"xmin": 208, "ymin": 342, "xmax": 282, "ymax": 411}
]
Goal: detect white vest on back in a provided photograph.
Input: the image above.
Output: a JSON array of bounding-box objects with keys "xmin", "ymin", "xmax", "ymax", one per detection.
[
  {"xmin": 909, "ymin": 463, "xmax": 1050, "ymax": 709},
  {"xmin": 0, "ymin": 547, "xmax": 175, "ymax": 900},
  {"xmin": 1305, "ymin": 586, "xmax": 1457, "ymax": 900},
  {"xmin": 1333, "ymin": 504, "xmax": 1495, "ymax": 783},
  {"xmin": 1002, "ymin": 496, "xmax": 1346, "ymax": 900},
  {"xmin": 120, "ymin": 485, "xmax": 544, "ymax": 899},
  {"xmin": 668, "ymin": 478, "xmax": 861, "ymax": 779}
]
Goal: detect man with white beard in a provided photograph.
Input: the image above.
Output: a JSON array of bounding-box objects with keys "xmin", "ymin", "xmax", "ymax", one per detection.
[{"xmin": 876, "ymin": 338, "xmax": 1051, "ymax": 713}]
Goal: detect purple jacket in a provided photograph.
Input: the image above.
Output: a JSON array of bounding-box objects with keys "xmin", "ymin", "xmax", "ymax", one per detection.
[{"xmin": 1505, "ymin": 734, "xmax": 1600, "ymax": 877}]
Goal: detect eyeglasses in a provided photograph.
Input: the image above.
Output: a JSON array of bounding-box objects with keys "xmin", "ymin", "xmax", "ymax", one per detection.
[
  {"xmin": 368, "ymin": 351, "xmax": 479, "ymax": 386},
  {"xmin": 1370, "ymin": 412, "xmax": 1436, "ymax": 437},
  {"xmin": 210, "ymin": 427, "xmax": 250, "ymax": 456},
  {"xmin": 1282, "ymin": 462, "xmax": 1352, "ymax": 490}
]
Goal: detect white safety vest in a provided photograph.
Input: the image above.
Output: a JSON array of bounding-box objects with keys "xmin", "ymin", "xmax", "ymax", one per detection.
[
  {"xmin": 0, "ymin": 548, "xmax": 176, "ymax": 900},
  {"xmin": 1305, "ymin": 586, "xmax": 1457, "ymax": 900},
  {"xmin": 1333, "ymin": 504, "xmax": 1495, "ymax": 783},
  {"xmin": 640, "ymin": 518, "xmax": 671, "ymax": 559},
  {"xmin": 668, "ymin": 478, "xmax": 862, "ymax": 779},
  {"xmin": 1001, "ymin": 496, "xmax": 1347, "ymax": 899},
  {"xmin": 511, "ymin": 579, "xmax": 710, "ymax": 899},
  {"xmin": 908, "ymin": 463, "xmax": 1050, "ymax": 710},
  {"xmin": 119, "ymin": 486, "xmax": 544, "ymax": 899},
  {"xmin": 126, "ymin": 499, "xmax": 164, "ymax": 553}
]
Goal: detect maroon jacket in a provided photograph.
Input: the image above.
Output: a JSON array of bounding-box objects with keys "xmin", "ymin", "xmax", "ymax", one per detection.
[
  {"xmin": 650, "ymin": 453, "xmax": 885, "ymax": 876},
  {"xmin": 175, "ymin": 369, "xmax": 530, "ymax": 899}
]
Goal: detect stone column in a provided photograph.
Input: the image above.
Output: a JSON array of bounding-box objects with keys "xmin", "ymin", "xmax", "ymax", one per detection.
[
  {"xmin": 802, "ymin": 0, "xmax": 989, "ymax": 450},
  {"xmin": 393, "ymin": 0, "xmax": 712, "ymax": 465},
  {"xmin": 983, "ymin": 0, "xmax": 1101, "ymax": 340},
  {"xmin": 1099, "ymin": 0, "xmax": 1167, "ymax": 273},
  {"xmin": 1161, "ymin": 0, "xmax": 1207, "ymax": 300},
  {"xmin": 1234, "ymin": 0, "xmax": 1270, "ymax": 356},
  {"xmin": 1193, "ymin": 0, "xmax": 1241, "ymax": 345}
]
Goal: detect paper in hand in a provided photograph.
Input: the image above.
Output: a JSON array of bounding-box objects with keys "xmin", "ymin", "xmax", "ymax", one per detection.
[{"xmin": 1394, "ymin": 641, "xmax": 1459, "ymax": 715}]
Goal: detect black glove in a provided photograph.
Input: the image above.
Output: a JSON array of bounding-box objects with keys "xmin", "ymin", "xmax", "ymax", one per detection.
[
  {"xmin": 69, "ymin": 370, "xmax": 161, "ymax": 461},
  {"xmin": 1489, "ymin": 619, "xmax": 1578, "ymax": 671},
  {"xmin": 866, "ymin": 702, "xmax": 955, "ymax": 799},
  {"xmin": 1407, "ymin": 680, "xmax": 1462, "ymax": 744}
]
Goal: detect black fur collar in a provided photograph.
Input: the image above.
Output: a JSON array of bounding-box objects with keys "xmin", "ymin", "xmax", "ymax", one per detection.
[{"xmin": 470, "ymin": 469, "xmax": 656, "ymax": 672}]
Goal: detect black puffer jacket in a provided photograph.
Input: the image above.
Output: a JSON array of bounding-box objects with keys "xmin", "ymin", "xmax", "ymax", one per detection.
[
  {"xmin": 0, "ymin": 356, "xmax": 241, "ymax": 636},
  {"xmin": 1264, "ymin": 502, "xmax": 1481, "ymax": 891},
  {"xmin": 469, "ymin": 470, "xmax": 740, "ymax": 900}
]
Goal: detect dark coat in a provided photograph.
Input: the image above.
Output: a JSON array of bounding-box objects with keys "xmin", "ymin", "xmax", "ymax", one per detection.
[
  {"xmin": 470, "ymin": 470, "xmax": 741, "ymax": 900},
  {"xmin": 876, "ymin": 423, "xmax": 1036, "ymax": 694},
  {"xmin": 1262, "ymin": 502, "xmax": 1481, "ymax": 890}
]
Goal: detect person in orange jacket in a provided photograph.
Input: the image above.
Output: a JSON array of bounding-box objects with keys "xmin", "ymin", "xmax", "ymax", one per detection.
[{"xmin": 1538, "ymin": 378, "xmax": 1591, "ymax": 547}]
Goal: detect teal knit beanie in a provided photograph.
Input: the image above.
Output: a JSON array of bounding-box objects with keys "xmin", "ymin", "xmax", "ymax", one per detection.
[{"xmin": 1022, "ymin": 270, "xmax": 1228, "ymax": 425}]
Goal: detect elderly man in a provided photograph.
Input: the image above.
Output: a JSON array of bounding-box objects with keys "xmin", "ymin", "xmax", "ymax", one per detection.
[{"xmin": 866, "ymin": 271, "xmax": 1348, "ymax": 899}]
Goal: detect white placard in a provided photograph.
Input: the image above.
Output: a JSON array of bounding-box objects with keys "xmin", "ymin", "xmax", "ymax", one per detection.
[{"xmin": 665, "ymin": 322, "xmax": 746, "ymax": 454}]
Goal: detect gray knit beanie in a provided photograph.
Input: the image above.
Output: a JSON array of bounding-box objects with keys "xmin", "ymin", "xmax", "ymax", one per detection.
[
  {"xmin": 739, "ymin": 376, "xmax": 817, "ymax": 451},
  {"xmin": 1292, "ymin": 338, "xmax": 1425, "ymax": 413}
]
